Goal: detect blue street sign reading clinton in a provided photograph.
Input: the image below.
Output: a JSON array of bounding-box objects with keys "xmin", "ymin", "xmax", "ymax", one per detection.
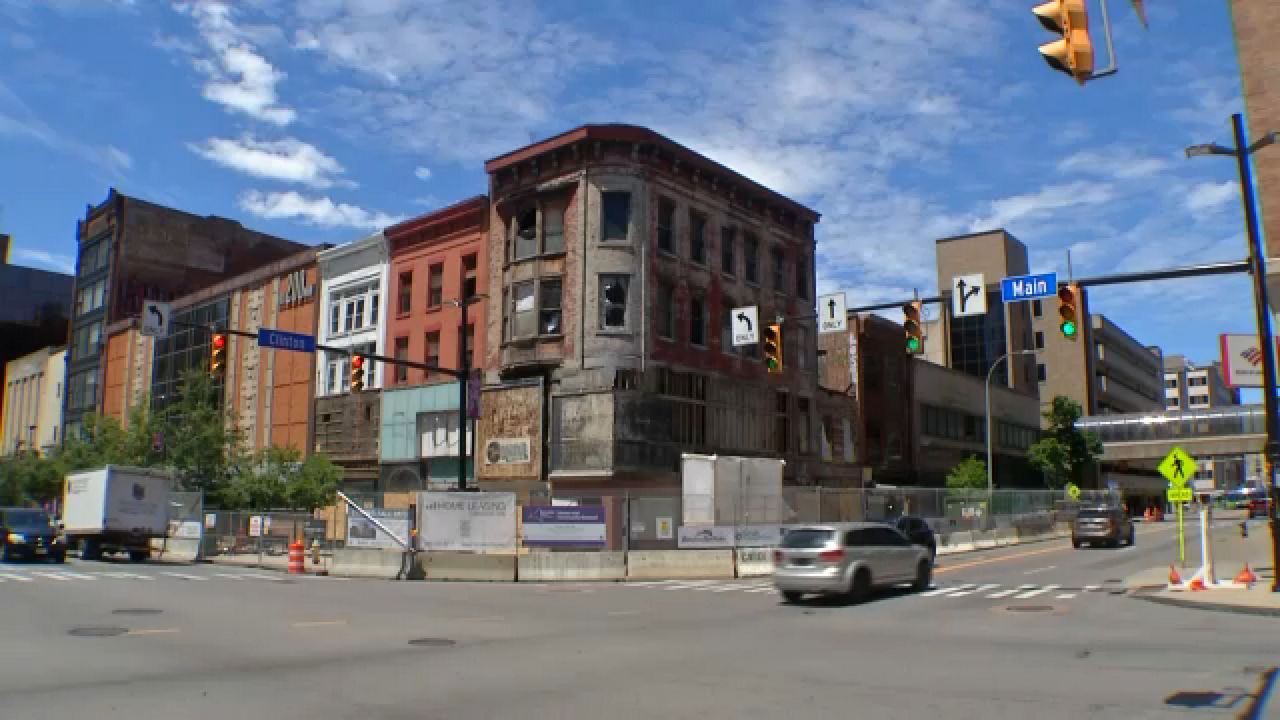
[
  {"xmin": 1000, "ymin": 272, "xmax": 1058, "ymax": 304},
  {"xmin": 257, "ymin": 328, "xmax": 316, "ymax": 353}
]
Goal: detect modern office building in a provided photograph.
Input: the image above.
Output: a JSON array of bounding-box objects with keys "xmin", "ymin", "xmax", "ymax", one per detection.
[
  {"xmin": 1033, "ymin": 303, "xmax": 1165, "ymax": 417},
  {"xmin": 1163, "ymin": 355, "xmax": 1239, "ymax": 411},
  {"xmin": 64, "ymin": 189, "xmax": 305, "ymax": 438},
  {"xmin": 0, "ymin": 234, "xmax": 73, "ymax": 425},
  {"xmin": 476, "ymin": 124, "xmax": 823, "ymax": 492}
]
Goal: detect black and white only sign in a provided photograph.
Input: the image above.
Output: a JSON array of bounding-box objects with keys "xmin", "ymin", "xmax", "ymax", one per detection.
[
  {"xmin": 731, "ymin": 305, "xmax": 759, "ymax": 346},
  {"xmin": 817, "ymin": 292, "xmax": 847, "ymax": 334},
  {"xmin": 140, "ymin": 301, "xmax": 171, "ymax": 338},
  {"xmin": 951, "ymin": 274, "xmax": 986, "ymax": 318}
]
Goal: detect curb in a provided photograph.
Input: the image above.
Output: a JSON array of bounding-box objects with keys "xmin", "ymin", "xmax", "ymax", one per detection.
[{"xmin": 1133, "ymin": 591, "xmax": 1280, "ymax": 618}]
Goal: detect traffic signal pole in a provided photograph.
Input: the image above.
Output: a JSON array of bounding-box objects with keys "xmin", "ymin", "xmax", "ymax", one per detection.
[{"xmin": 1229, "ymin": 113, "xmax": 1280, "ymax": 592}]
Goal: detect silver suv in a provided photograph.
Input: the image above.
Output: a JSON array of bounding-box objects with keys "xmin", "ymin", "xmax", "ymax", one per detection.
[{"xmin": 772, "ymin": 522, "xmax": 932, "ymax": 604}]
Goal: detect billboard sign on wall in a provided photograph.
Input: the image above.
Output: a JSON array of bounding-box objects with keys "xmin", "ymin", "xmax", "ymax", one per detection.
[
  {"xmin": 418, "ymin": 492, "xmax": 517, "ymax": 552},
  {"xmin": 521, "ymin": 506, "xmax": 607, "ymax": 547},
  {"xmin": 346, "ymin": 508, "xmax": 409, "ymax": 549},
  {"xmin": 1219, "ymin": 334, "xmax": 1280, "ymax": 388}
]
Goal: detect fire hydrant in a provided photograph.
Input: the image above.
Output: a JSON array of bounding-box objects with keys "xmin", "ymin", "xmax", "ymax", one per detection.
[{"xmin": 310, "ymin": 539, "xmax": 321, "ymax": 565}]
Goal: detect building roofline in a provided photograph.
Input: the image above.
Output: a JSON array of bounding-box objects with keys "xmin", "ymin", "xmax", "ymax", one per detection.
[
  {"xmin": 383, "ymin": 195, "xmax": 488, "ymax": 241},
  {"xmin": 167, "ymin": 245, "xmax": 331, "ymax": 313},
  {"xmin": 483, "ymin": 124, "xmax": 820, "ymax": 222},
  {"xmin": 317, "ymin": 231, "xmax": 387, "ymax": 264},
  {"xmin": 936, "ymin": 228, "xmax": 1016, "ymax": 245}
]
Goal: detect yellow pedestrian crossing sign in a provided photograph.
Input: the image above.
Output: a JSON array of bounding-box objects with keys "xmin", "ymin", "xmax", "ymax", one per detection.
[
  {"xmin": 1158, "ymin": 447, "xmax": 1195, "ymax": 487},
  {"xmin": 1065, "ymin": 483, "xmax": 1081, "ymax": 501}
]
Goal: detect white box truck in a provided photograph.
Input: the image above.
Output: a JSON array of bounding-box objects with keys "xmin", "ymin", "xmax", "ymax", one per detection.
[{"xmin": 62, "ymin": 466, "xmax": 172, "ymax": 561}]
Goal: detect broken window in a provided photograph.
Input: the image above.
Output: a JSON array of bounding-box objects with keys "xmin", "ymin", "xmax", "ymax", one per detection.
[
  {"xmin": 540, "ymin": 279, "xmax": 562, "ymax": 334},
  {"xmin": 602, "ymin": 191, "xmax": 630, "ymax": 242},
  {"xmin": 721, "ymin": 226, "xmax": 735, "ymax": 275},
  {"xmin": 689, "ymin": 211, "xmax": 706, "ymax": 264},
  {"xmin": 744, "ymin": 233, "xmax": 759, "ymax": 283},
  {"xmin": 512, "ymin": 281, "xmax": 536, "ymax": 338},
  {"xmin": 514, "ymin": 208, "xmax": 538, "ymax": 259},
  {"xmin": 657, "ymin": 197, "xmax": 675, "ymax": 254},
  {"xmin": 689, "ymin": 295, "xmax": 707, "ymax": 346},
  {"xmin": 543, "ymin": 201, "xmax": 565, "ymax": 253},
  {"xmin": 428, "ymin": 263, "xmax": 444, "ymax": 307},
  {"xmin": 656, "ymin": 279, "xmax": 675, "ymax": 339},
  {"xmin": 770, "ymin": 246, "xmax": 785, "ymax": 291},
  {"xmin": 599, "ymin": 274, "xmax": 630, "ymax": 330}
]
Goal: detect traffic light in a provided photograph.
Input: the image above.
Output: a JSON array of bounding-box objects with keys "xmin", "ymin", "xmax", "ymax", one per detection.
[
  {"xmin": 762, "ymin": 323, "xmax": 783, "ymax": 373},
  {"xmin": 903, "ymin": 300, "xmax": 924, "ymax": 354},
  {"xmin": 209, "ymin": 332, "xmax": 226, "ymax": 379},
  {"xmin": 1033, "ymin": 0, "xmax": 1093, "ymax": 85},
  {"xmin": 1057, "ymin": 283, "xmax": 1081, "ymax": 339},
  {"xmin": 350, "ymin": 356, "xmax": 365, "ymax": 392}
]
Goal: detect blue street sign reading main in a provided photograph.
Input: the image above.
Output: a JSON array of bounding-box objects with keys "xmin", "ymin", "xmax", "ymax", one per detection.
[
  {"xmin": 1000, "ymin": 272, "xmax": 1058, "ymax": 303},
  {"xmin": 257, "ymin": 328, "xmax": 316, "ymax": 353}
]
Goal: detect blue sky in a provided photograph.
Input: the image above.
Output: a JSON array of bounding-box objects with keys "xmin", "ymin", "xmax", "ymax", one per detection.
[{"xmin": 0, "ymin": 0, "xmax": 1258, "ymax": 372}]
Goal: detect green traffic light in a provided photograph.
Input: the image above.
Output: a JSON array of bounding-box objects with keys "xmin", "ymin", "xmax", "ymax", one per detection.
[
  {"xmin": 767, "ymin": 357, "xmax": 779, "ymax": 370},
  {"xmin": 906, "ymin": 337, "xmax": 920, "ymax": 352},
  {"xmin": 1061, "ymin": 321, "xmax": 1077, "ymax": 337}
]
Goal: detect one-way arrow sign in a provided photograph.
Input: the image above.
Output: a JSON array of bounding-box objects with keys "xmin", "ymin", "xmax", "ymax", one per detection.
[
  {"xmin": 140, "ymin": 301, "xmax": 171, "ymax": 338},
  {"xmin": 732, "ymin": 305, "xmax": 759, "ymax": 346},
  {"xmin": 951, "ymin": 273, "xmax": 987, "ymax": 318},
  {"xmin": 817, "ymin": 292, "xmax": 847, "ymax": 334}
]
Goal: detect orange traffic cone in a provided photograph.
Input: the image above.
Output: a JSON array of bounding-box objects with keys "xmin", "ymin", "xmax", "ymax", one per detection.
[
  {"xmin": 1234, "ymin": 563, "xmax": 1259, "ymax": 585},
  {"xmin": 1189, "ymin": 576, "xmax": 1206, "ymax": 591},
  {"xmin": 1168, "ymin": 565, "xmax": 1183, "ymax": 585}
]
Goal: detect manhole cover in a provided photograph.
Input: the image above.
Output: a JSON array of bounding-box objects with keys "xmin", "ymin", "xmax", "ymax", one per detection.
[
  {"xmin": 112, "ymin": 608, "xmax": 162, "ymax": 616},
  {"xmin": 1004, "ymin": 605, "xmax": 1056, "ymax": 613},
  {"xmin": 408, "ymin": 637, "xmax": 456, "ymax": 647},
  {"xmin": 68, "ymin": 626, "xmax": 128, "ymax": 637}
]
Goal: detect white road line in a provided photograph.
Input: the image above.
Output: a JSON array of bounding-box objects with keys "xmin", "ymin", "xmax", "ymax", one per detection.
[
  {"xmin": 0, "ymin": 572, "xmax": 32, "ymax": 582},
  {"xmin": 238, "ymin": 573, "xmax": 280, "ymax": 581},
  {"xmin": 1083, "ymin": 585, "xmax": 1100, "ymax": 592},
  {"xmin": 743, "ymin": 586, "xmax": 777, "ymax": 593},
  {"xmin": 31, "ymin": 572, "xmax": 72, "ymax": 581},
  {"xmin": 53, "ymin": 571, "xmax": 96, "ymax": 580},
  {"xmin": 988, "ymin": 585, "xmax": 1034, "ymax": 599},
  {"xmin": 161, "ymin": 571, "xmax": 207, "ymax": 581},
  {"xmin": 711, "ymin": 584, "xmax": 754, "ymax": 592},
  {"xmin": 1056, "ymin": 593, "xmax": 1077, "ymax": 599},
  {"xmin": 1014, "ymin": 584, "xmax": 1059, "ymax": 599},
  {"xmin": 214, "ymin": 573, "xmax": 247, "ymax": 580},
  {"xmin": 101, "ymin": 572, "xmax": 152, "ymax": 580},
  {"xmin": 626, "ymin": 581, "xmax": 670, "ymax": 587},
  {"xmin": 948, "ymin": 583, "xmax": 999, "ymax": 597},
  {"xmin": 1023, "ymin": 565, "xmax": 1056, "ymax": 575},
  {"xmin": 922, "ymin": 583, "xmax": 972, "ymax": 597}
]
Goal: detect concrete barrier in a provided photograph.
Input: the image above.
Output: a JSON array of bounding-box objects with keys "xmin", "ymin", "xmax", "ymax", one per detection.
[
  {"xmin": 518, "ymin": 552, "xmax": 625, "ymax": 582},
  {"xmin": 422, "ymin": 551, "xmax": 517, "ymax": 582},
  {"xmin": 154, "ymin": 538, "xmax": 199, "ymax": 562},
  {"xmin": 330, "ymin": 548, "xmax": 409, "ymax": 579},
  {"xmin": 972, "ymin": 530, "xmax": 999, "ymax": 550},
  {"xmin": 626, "ymin": 549, "xmax": 735, "ymax": 580},
  {"xmin": 735, "ymin": 547, "xmax": 774, "ymax": 578}
]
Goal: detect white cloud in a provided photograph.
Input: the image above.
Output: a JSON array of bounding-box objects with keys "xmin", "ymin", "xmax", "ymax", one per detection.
[
  {"xmin": 189, "ymin": 135, "xmax": 349, "ymax": 188},
  {"xmin": 12, "ymin": 247, "xmax": 75, "ymax": 274},
  {"xmin": 0, "ymin": 80, "xmax": 131, "ymax": 176},
  {"xmin": 177, "ymin": 1, "xmax": 295, "ymax": 126},
  {"xmin": 238, "ymin": 190, "xmax": 401, "ymax": 230},
  {"xmin": 414, "ymin": 166, "xmax": 432, "ymax": 181},
  {"xmin": 968, "ymin": 181, "xmax": 1115, "ymax": 234},
  {"xmin": 1184, "ymin": 180, "xmax": 1238, "ymax": 214},
  {"xmin": 1057, "ymin": 147, "xmax": 1171, "ymax": 180}
]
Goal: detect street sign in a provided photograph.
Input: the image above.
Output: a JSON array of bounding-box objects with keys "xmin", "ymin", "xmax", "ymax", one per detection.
[
  {"xmin": 1000, "ymin": 272, "xmax": 1058, "ymax": 303},
  {"xmin": 951, "ymin": 274, "xmax": 987, "ymax": 318},
  {"xmin": 257, "ymin": 327, "xmax": 316, "ymax": 353},
  {"xmin": 1158, "ymin": 446, "xmax": 1195, "ymax": 487},
  {"xmin": 731, "ymin": 305, "xmax": 759, "ymax": 346},
  {"xmin": 140, "ymin": 301, "xmax": 171, "ymax": 338},
  {"xmin": 817, "ymin": 292, "xmax": 847, "ymax": 334},
  {"xmin": 1065, "ymin": 482, "xmax": 1081, "ymax": 501},
  {"xmin": 1166, "ymin": 486, "xmax": 1193, "ymax": 503}
]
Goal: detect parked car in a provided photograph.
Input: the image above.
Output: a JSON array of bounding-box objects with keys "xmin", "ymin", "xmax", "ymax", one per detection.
[
  {"xmin": 773, "ymin": 522, "xmax": 932, "ymax": 604},
  {"xmin": 893, "ymin": 515, "xmax": 937, "ymax": 563},
  {"xmin": 1071, "ymin": 505, "xmax": 1134, "ymax": 548},
  {"xmin": 1248, "ymin": 497, "xmax": 1271, "ymax": 519},
  {"xmin": 0, "ymin": 508, "xmax": 66, "ymax": 563}
]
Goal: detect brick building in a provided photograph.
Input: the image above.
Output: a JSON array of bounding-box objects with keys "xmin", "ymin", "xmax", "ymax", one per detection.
[
  {"xmin": 100, "ymin": 248, "xmax": 326, "ymax": 455},
  {"xmin": 477, "ymin": 124, "xmax": 822, "ymax": 491},
  {"xmin": 65, "ymin": 189, "xmax": 305, "ymax": 438}
]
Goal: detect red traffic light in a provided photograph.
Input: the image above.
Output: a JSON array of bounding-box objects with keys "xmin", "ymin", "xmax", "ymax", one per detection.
[
  {"xmin": 351, "ymin": 356, "xmax": 364, "ymax": 369},
  {"xmin": 212, "ymin": 334, "xmax": 226, "ymax": 349}
]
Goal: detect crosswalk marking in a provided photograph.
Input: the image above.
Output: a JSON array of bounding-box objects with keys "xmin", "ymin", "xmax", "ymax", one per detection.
[
  {"xmin": 214, "ymin": 573, "xmax": 247, "ymax": 580},
  {"xmin": 1014, "ymin": 584, "xmax": 1059, "ymax": 599},
  {"xmin": 160, "ymin": 571, "xmax": 208, "ymax": 581},
  {"xmin": 55, "ymin": 571, "xmax": 96, "ymax": 580},
  {"xmin": 1083, "ymin": 585, "xmax": 1100, "ymax": 592},
  {"xmin": 31, "ymin": 571, "xmax": 72, "ymax": 581},
  {"xmin": 1056, "ymin": 593, "xmax": 1077, "ymax": 599},
  {"xmin": 0, "ymin": 572, "xmax": 32, "ymax": 582},
  {"xmin": 987, "ymin": 585, "xmax": 1033, "ymax": 599},
  {"xmin": 237, "ymin": 573, "xmax": 280, "ymax": 581},
  {"xmin": 922, "ymin": 583, "xmax": 972, "ymax": 597},
  {"xmin": 947, "ymin": 583, "xmax": 998, "ymax": 597}
]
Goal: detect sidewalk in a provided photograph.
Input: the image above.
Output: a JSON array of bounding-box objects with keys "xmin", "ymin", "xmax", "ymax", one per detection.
[{"xmin": 1127, "ymin": 509, "xmax": 1280, "ymax": 618}]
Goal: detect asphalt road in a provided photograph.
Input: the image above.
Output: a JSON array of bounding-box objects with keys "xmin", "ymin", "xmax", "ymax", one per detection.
[{"xmin": 0, "ymin": 524, "xmax": 1275, "ymax": 720}]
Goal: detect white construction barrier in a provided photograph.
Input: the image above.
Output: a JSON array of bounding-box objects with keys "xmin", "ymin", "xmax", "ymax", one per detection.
[
  {"xmin": 330, "ymin": 548, "xmax": 408, "ymax": 579},
  {"xmin": 735, "ymin": 547, "xmax": 774, "ymax": 577},
  {"xmin": 517, "ymin": 552, "xmax": 626, "ymax": 582},
  {"xmin": 626, "ymin": 549, "xmax": 735, "ymax": 580}
]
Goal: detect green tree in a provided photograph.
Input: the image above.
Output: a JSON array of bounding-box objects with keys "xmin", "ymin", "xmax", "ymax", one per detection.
[
  {"xmin": 287, "ymin": 453, "xmax": 342, "ymax": 511},
  {"xmin": 152, "ymin": 370, "xmax": 246, "ymax": 506},
  {"xmin": 1027, "ymin": 395, "xmax": 1103, "ymax": 489},
  {"xmin": 945, "ymin": 455, "xmax": 987, "ymax": 491}
]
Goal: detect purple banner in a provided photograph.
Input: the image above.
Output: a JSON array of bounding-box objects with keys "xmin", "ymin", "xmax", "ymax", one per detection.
[
  {"xmin": 523, "ymin": 506, "xmax": 606, "ymax": 524},
  {"xmin": 522, "ymin": 505, "xmax": 607, "ymax": 547}
]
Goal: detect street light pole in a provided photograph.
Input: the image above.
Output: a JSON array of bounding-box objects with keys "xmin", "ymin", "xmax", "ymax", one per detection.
[
  {"xmin": 986, "ymin": 349, "xmax": 1037, "ymax": 524},
  {"xmin": 457, "ymin": 297, "xmax": 469, "ymax": 492},
  {"xmin": 1187, "ymin": 113, "xmax": 1280, "ymax": 591}
]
